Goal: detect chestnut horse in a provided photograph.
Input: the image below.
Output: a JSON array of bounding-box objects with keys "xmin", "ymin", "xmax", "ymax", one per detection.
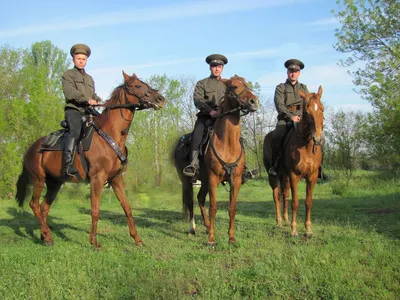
[
  {"xmin": 15, "ymin": 71, "xmax": 166, "ymax": 248},
  {"xmin": 263, "ymin": 86, "xmax": 324, "ymax": 238},
  {"xmin": 173, "ymin": 75, "xmax": 259, "ymax": 245}
]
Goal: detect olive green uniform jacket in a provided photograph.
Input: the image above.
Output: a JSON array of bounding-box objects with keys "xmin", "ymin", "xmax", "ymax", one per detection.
[
  {"xmin": 62, "ymin": 67, "xmax": 102, "ymax": 113},
  {"xmin": 274, "ymin": 79, "xmax": 309, "ymax": 122},
  {"xmin": 193, "ymin": 76, "xmax": 226, "ymax": 116}
]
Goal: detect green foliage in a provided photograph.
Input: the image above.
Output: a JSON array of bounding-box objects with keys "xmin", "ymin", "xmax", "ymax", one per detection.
[
  {"xmin": 332, "ymin": 0, "xmax": 400, "ymax": 169},
  {"xmin": 0, "ymin": 41, "xmax": 69, "ymax": 198}
]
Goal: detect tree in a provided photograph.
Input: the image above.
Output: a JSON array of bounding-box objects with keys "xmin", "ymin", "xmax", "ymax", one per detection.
[
  {"xmin": 241, "ymin": 82, "xmax": 276, "ymax": 176},
  {"xmin": 332, "ymin": 0, "xmax": 400, "ymax": 169},
  {"xmin": 325, "ymin": 110, "xmax": 367, "ymax": 175},
  {"xmin": 127, "ymin": 74, "xmax": 186, "ymax": 188},
  {"xmin": 0, "ymin": 41, "xmax": 69, "ymax": 198}
]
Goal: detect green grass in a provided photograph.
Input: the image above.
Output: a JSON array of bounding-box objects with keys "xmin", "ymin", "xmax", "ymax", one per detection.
[{"xmin": 0, "ymin": 172, "xmax": 399, "ymax": 299}]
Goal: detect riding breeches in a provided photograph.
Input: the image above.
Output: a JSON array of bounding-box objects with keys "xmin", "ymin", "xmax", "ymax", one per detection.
[
  {"xmin": 65, "ymin": 108, "xmax": 84, "ymax": 139},
  {"xmin": 191, "ymin": 115, "xmax": 214, "ymax": 151}
]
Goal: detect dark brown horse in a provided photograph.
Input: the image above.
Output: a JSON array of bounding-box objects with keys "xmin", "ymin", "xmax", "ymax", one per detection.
[
  {"xmin": 173, "ymin": 75, "xmax": 259, "ymax": 245},
  {"xmin": 263, "ymin": 86, "xmax": 324, "ymax": 238},
  {"xmin": 15, "ymin": 71, "xmax": 166, "ymax": 248}
]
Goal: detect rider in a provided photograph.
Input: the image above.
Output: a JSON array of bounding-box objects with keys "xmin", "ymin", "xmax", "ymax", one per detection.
[
  {"xmin": 268, "ymin": 59, "xmax": 328, "ymax": 180},
  {"xmin": 268, "ymin": 59, "xmax": 309, "ymax": 176},
  {"xmin": 61, "ymin": 43, "xmax": 101, "ymax": 176},
  {"xmin": 183, "ymin": 54, "xmax": 256, "ymax": 183}
]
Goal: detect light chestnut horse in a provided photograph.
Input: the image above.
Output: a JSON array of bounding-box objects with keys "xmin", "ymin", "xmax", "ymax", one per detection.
[
  {"xmin": 263, "ymin": 86, "xmax": 324, "ymax": 237},
  {"xmin": 15, "ymin": 71, "xmax": 166, "ymax": 248},
  {"xmin": 174, "ymin": 75, "xmax": 259, "ymax": 245}
]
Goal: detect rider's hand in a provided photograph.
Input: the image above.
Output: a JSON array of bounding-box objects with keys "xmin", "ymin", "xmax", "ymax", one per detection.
[
  {"xmin": 88, "ymin": 99, "xmax": 97, "ymax": 105},
  {"xmin": 291, "ymin": 115, "xmax": 301, "ymax": 123},
  {"xmin": 210, "ymin": 110, "xmax": 219, "ymax": 118}
]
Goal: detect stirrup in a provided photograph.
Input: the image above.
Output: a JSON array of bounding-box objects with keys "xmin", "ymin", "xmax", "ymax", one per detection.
[
  {"xmin": 63, "ymin": 165, "xmax": 78, "ymax": 177},
  {"xmin": 183, "ymin": 165, "xmax": 198, "ymax": 178},
  {"xmin": 268, "ymin": 167, "xmax": 278, "ymax": 176}
]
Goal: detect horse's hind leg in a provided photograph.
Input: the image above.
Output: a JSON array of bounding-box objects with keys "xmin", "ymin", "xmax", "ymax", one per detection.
[
  {"xmin": 197, "ymin": 181, "xmax": 210, "ymax": 233},
  {"xmin": 28, "ymin": 178, "xmax": 53, "ymax": 245},
  {"xmin": 110, "ymin": 176, "xmax": 143, "ymax": 246},
  {"xmin": 182, "ymin": 179, "xmax": 195, "ymax": 235},
  {"xmin": 39, "ymin": 178, "xmax": 63, "ymax": 246}
]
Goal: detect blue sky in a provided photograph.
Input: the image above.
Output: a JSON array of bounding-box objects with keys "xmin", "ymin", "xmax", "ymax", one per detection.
[{"xmin": 0, "ymin": 0, "xmax": 372, "ymax": 112}]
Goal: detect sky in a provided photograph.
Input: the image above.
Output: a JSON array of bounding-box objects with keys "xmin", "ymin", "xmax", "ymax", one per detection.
[{"xmin": 0, "ymin": 0, "xmax": 372, "ymax": 112}]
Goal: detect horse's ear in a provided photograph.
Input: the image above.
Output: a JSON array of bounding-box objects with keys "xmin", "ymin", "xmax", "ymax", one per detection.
[
  {"xmin": 122, "ymin": 71, "xmax": 130, "ymax": 81},
  {"xmin": 317, "ymin": 85, "xmax": 323, "ymax": 97},
  {"xmin": 298, "ymin": 89, "xmax": 307, "ymax": 100}
]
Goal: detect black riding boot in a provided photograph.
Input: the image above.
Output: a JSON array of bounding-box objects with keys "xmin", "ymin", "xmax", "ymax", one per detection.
[
  {"xmin": 268, "ymin": 146, "xmax": 280, "ymax": 176},
  {"xmin": 183, "ymin": 150, "xmax": 200, "ymax": 178},
  {"xmin": 62, "ymin": 137, "xmax": 78, "ymax": 176}
]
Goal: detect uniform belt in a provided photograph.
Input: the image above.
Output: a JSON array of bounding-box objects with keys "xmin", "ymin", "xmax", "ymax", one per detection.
[{"xmin": 287, "ymin": 105, "xmax": 302, "ymax": 112}]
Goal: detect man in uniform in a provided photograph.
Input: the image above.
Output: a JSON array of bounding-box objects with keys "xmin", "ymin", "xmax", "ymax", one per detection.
[
  {"xmin": 183, "ymin": 54, "xmax": 227, "ymax": 178},
  {"xmin": 183, "ymin": 54, "xmax": 256, "ymax": 183},
  {"xmin": 268, "ymin": 59, "xmax": 309, "ymax": 176},
  {"xmin": 61, "ymin": 43, "xmax": 101, "ymax": 176}
]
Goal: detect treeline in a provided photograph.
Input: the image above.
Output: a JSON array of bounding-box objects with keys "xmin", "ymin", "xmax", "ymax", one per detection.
[{"xmin": 1, "ymin": 19, "xmax": 399, "ymax": 198}]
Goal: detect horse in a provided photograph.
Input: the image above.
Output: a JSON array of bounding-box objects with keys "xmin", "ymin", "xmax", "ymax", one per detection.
[
  {"xmin": 263, "ymin": 86, "xmax": 324, "ymax": 238},
  {"xmin": 173, "ymin": 75, "xmax": 259, "ymax": 245},
  {"xmin": 15, "ymin": 71, "xmax": 166, "ymax": 248}
]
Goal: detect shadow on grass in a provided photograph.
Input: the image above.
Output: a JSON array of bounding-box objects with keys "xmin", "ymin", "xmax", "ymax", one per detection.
[
  {"xmin": 1, "ymin": 207, "xmax": 89, "ymax": 246},
  {"xmin": 216, "ymin": 192, "xmax": 400, "ymax": 240},
  {"xmin": 77, "ymin": 207, "xmax": 189, "ymax": 242}
]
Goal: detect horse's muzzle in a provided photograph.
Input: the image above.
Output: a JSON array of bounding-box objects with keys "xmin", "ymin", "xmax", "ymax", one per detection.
[{"xmin": 248, "ymin": 98, "xmax": 259, "ymax": 112}]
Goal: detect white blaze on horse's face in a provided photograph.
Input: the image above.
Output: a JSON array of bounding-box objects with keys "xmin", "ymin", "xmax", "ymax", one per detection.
[{"xmin": 314, "ymin": 103, "xmax": 318, "ymax": 112}]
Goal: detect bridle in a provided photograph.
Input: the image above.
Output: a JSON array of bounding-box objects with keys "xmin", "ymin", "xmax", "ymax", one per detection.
[
  {"xmin": 91, "ymin": 78, "xmax": 161, "ymax": 135},
  {"xmin": 219, "ymin": 76, "xmax": 254, "ymax": 118},
  {"xmin": 295, "ymin": 98, "xmax": 324, "ymax": 147}
]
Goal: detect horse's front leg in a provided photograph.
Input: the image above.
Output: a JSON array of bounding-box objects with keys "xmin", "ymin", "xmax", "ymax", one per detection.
[
  {"xmin": 282, "ymin": 176, "xmax": 291, "ymax": 226},
  {"xmin": 269, "ymin": 175, "xmax": 282, "ymax": 228},
  {"xmin": 289, "ymin": 174, "xmax": 300, "ymax": 236},
  {"xmin": 207, "ymin": 175, "xmax": 219, "ymax": 246},
  {"xmin": 89, "ymin": 175, "xmax": 106, "ymax": 248},
  {"xmin": 227, "ymin": 174, "xmax": 241, "ymax": 244},
  {"xmin": 304, "ymin": 175, "xmax": 317, "ymax": 238},
  {"xmin": 111, "ymin": 175, "xmax": 143, "ymax": 246}
]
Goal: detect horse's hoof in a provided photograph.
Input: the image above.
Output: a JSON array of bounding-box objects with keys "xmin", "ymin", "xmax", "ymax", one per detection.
[
  {"xmin": 207, "ymin": 241, "xmax": 217, "ymax": 247},
  {"xmin": 43, "ymin": 240, "xmax": 54, "ymax": 246},
  {"xmin": 135, "ymin": 241, "xmax": 144, "ymax": 247},
  {"xmin": 188, "ymin": 228, "xmax": 196, "ymax": 235},
  {"xmin": 304, "ymin": 232, "xmax": 313, "ymax": 239},
  {"xmin": 228, "ymin": 238, "xmax": 236, "ymax": 244},
  {"xmin": 291, "ymin": 232, "xmax": 299, "ymax": 237}
]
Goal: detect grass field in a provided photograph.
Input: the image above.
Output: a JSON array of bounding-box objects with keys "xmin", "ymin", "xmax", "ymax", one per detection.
[{"xmin": 0, "ymin": 171, "xmax": 399, "ymax": 299}]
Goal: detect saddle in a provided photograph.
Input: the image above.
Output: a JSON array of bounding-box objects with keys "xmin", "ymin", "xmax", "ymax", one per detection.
[
  {"xmin": 178, "ymin": 126, "xmax": 213, "ymax": 160},
  {"xmin": 40, "ymin": 115, "xmax": 95, "ymax": 152}
]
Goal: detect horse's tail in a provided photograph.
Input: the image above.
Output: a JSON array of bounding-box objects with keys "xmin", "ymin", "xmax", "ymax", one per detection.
[{"xmin": 15, "ymin": 165, "xmax": 31, "ymax": 207}]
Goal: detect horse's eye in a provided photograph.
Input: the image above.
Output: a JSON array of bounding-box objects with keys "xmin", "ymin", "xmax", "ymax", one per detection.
[{"xmin": 135, "ymin": 85, "xmax": 141, "ymax": 88}]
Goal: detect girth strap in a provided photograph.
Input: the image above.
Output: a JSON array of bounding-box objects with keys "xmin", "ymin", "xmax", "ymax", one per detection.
[
  {"xmin": 91, "ymin": 123, "xmax": 127, "ymax": 165},
  {"xmin": 209, "ymin": 135, "xmax": 244, "ymax": 176}
]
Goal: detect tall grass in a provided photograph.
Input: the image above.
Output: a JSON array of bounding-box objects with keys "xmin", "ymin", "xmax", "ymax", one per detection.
[{"xmin": 0, "ymin": 171, "xmax": 399, "ymax": 299}]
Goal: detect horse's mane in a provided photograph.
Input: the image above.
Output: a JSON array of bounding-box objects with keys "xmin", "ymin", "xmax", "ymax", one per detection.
[{"xmin": 102, "ymin": 84, "xmax": 125, "ymax": 109}]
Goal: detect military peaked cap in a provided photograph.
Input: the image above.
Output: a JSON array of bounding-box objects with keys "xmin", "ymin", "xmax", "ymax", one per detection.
[
  {"xmin": 284, "ymin": 59, "xmax": 304, "ymax": 71},
  {"xmin": 70, "ymin": 44, "xmax": 91, "ymax": 57},
  {"xmin": 205, "ymin": 54, "xmax": 228, "ymax": 66}
]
